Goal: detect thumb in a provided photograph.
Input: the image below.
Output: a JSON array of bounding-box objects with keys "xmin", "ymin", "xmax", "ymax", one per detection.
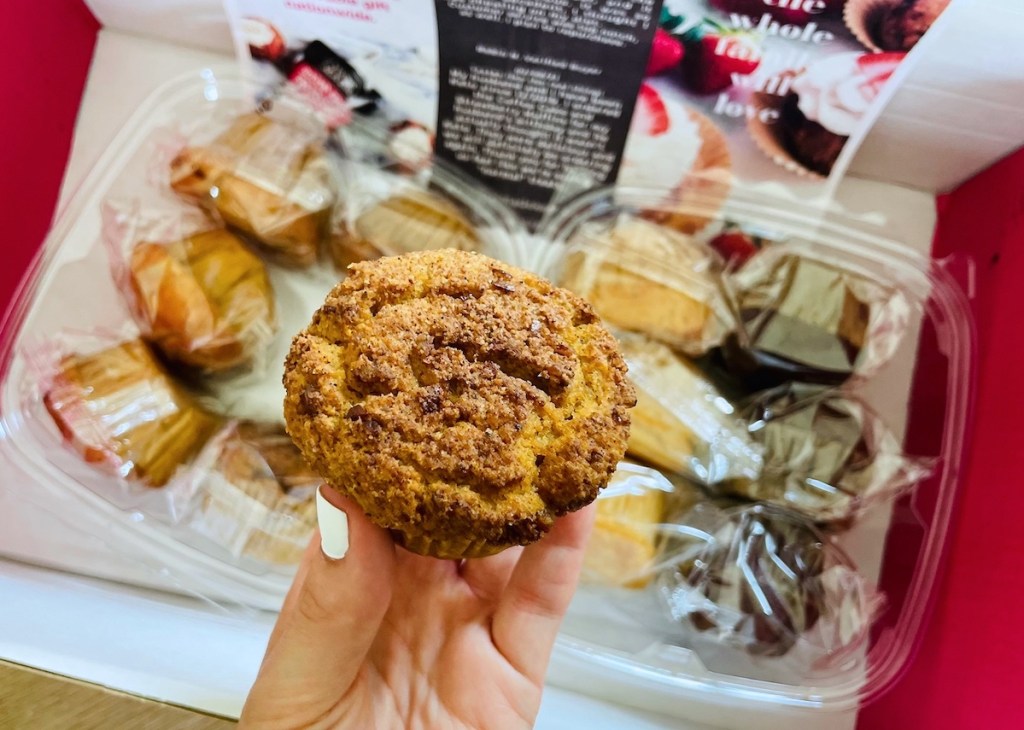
[{"xmin": 242, "ymin": 486, "xmax": 396, "ymax": 724}]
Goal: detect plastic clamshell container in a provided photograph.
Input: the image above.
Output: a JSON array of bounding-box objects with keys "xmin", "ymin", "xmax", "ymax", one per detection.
[
  {"xmin": 0, "ymin": 67, "xmax": 525, "ymax": 610},
  {"xmin": 0, "ymin": 68, "xmax": 974, "ymax": 725},
  {"xmin": 534, "ymin": 186, "xmax": 974, "ymax": 723}
]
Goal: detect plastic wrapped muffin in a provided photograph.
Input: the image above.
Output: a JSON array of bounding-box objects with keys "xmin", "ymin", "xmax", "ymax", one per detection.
[
  {"xmin": 582, "ymin": 462, "xmax": 711, "ymax": 589},
  {"xmin": 582, "ymin": 462, "xmax": 672, "ymax": 589},
  {"xmin": 123, "ymin": 227, "xmax": 277, "ymax": 372},
  {"xmin": 189, "ymin": 421, "xmax": 320, "ymax": 565},
  {"xmin": 170, "ymin": 113, "xmax": 336, "ymax": 267},
  {"xmin": 620, "ymin": 334, "xmax": 762, "ymax": 485},
  {"xmin": 284, "ymin": 250, "xmax": 636, "ymax": 559},
  {"xmin": 658, "ymin": 503, "xmax": 881, "ymax": 662},
  {"xmin": 720, "ymin": 247, "xmax": 911, "ymax": 389},
  {"xmin": 329, "ymin": 187, "xmax": 480, "ymax": 269},
  {"xmin": 560, "ymin": 216, "xmax": 726, "ymax": 356},
  {"xmin": 43, "ymin": 339, "xmax": 222, "ymax": 487},
  {"xmin": 716, "ymin": 384, "xmax": 932, "ymax": 523}
]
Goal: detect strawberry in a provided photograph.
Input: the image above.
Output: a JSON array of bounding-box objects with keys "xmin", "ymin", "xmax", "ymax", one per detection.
[
  {"xmin": 633, "ymin": 83, "xmax": 670, "ymax": 135},
  {"xmin": 646, "ymin": 28, "xmax": 685, "ymax": 76},
  {"xmin": 709, "ymin": 228, "xmax": 759, "ymax": 267},
  {"xmin": 681, "ymin": 22, "xmax": 761, "ymax": 95},
  {"xmin": 857, "ymin": 52, "xmax": 906, "ymax": 76},
  {"xmin": 856, "ymin": 52, "xmax": 906, "ymax": 95}
]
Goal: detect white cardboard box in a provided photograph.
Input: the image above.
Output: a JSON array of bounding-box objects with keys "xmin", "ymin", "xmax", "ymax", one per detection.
[{"xmin": 1, "ymin": 0, "xmax": 1020, "ymax": 726}]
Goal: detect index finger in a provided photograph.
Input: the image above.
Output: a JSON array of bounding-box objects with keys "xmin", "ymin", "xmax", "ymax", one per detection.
[{"xmin": 490, "ymin": 504, "xmax": 595, "ymax": 684}]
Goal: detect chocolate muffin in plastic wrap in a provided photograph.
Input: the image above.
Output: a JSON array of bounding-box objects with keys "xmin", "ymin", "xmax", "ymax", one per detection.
[
  {"xmin": 717, "ymin": 383, "xmax": 932, "ymax": 524},
  {"xmin": 658, "ymin": 503, "xmax": 882, "ymax": 667}
]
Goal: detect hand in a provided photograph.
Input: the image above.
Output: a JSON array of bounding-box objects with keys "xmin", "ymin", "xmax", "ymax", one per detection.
[{"xmin": 240, "ymin": 485, "xmax": 595, "ymax": 730}]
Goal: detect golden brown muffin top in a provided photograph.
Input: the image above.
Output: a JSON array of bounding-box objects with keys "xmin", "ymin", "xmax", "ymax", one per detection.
[{"xmin": 284, "ymin": 250, "xmax": 635, "ymax": 554}]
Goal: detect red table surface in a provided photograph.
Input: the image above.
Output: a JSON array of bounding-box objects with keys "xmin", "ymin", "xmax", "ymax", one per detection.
[
  {"xmin": 0, "ymin": 0, "xmax": 98, "ymax": 317},
  {"xmin": 1, "ymin": 2, "xmax": 1022, "ymax": 726},
  {"xmin": 859, "ymin": 148, "xmax": 1024, "ymax": 729}
]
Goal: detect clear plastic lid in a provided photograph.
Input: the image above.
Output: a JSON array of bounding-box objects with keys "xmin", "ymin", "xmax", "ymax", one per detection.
[
  {"xmin": 0, "ymin": 67, "xmax": 975, "ymax": 716},
  {"xmin": 538, "ymin": 184, "xmax": 974, "ymax": 711},
  {"xmin": 0, "ymin": 68, "xmax": 525, "ymax": 596}
]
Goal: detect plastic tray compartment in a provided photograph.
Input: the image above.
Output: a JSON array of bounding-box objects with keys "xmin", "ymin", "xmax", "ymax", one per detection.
[
  {"xmin": 0, "ymin": 66, "xmax": 525, "ymax": 610},
  {"xmin": 534, "ymin": 186, "xmax": 974, "ymax": 724}
]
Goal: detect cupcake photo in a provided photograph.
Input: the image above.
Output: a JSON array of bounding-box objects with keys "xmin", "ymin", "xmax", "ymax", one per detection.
[
  {"xmin": 749, "ymin": 52, "xmax": 905, "ymax": 177},
  {"xmin": 619, "ymin": 82, "xmax": 732, "ymax": 232},
  {"xmin": 846, "ymin": 0, "xmax": 951, "ymax": 52}
]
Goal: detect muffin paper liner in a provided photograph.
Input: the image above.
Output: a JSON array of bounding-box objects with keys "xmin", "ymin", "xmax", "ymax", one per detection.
[
  {"xmin": 746, "ymin": 71, "xmax": 826, "ymax": 180},
  {"xmin": 845, "ymin": 0, "xmax": 900, "ymax": 52}
]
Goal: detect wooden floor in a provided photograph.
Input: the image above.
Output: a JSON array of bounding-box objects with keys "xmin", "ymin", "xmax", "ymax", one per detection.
[{"xmin": 0, "ymin": 660, "xmax": 236, "ymax": 729}]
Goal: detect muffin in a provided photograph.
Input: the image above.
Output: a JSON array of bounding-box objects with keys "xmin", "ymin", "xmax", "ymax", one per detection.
[
  {"xmin": 43, "ymin": 340, "xmax": 222, "ymax": 487},
  {"xmin": 560, "ymin": 216, "xmax": 725, "ymax": 356},
  {"xmin": 127, "ymin": 228, "xmax": 277, "ymax": 372},
  {"xmin": 330, "ymin": 188, "xmax": 480, "ymax": 269},
  {"xmin": 718, "ymin": 384, "xmax": 930, "ymax": 523},
  {"xmin": 582, "ymin": 462, "xmax": 672, "ymax": 589},
  {"xmin": 659, "ymin": 504, "xmax": 878, "ymax": 660},
  {"xmin": 621, "ymin": 335, "xmax": 762, "ymax": 485},
  {"xmin": 170, "ymin": 113, "xmax": 335, "ymax": 268},
  {"xmin": 756, "ymin": 53, "xmax": 904, "ymax": 177},
  {"xmin": 284, "ymin": 249, "xmax": 636, "ymax": 559},
  {"xmin": 849, "ymin": 0, "xmax": 951, "ymax": 52},
  {"xmin": 192, "ymin": 421, "xmax": 320, "ymax": 565}
]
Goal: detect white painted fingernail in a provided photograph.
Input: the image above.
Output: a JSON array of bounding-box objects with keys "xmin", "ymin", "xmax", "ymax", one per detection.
[{"xmin": 316, "ymin": 487, "xmax": 349, "ymax": 560}]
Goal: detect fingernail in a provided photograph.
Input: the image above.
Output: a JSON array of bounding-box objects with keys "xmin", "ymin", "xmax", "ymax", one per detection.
[{"xmin": 316, "ymin": 486, "xmax": 349, "ymax": 560}]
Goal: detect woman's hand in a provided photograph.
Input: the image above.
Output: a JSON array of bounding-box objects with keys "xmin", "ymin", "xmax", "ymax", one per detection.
[{"xmin": 240, "ymin": 486, "xmax": 595, "ymax": 730}]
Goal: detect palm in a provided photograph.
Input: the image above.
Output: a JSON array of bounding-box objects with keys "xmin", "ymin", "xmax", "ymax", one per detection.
[
  {"xmin": 342, "ymin": 553, "xmax": 540, "ymax": 730},
  {"xmin": 241, "ymin": 499, "xmax": 593, "ymax": 730}
]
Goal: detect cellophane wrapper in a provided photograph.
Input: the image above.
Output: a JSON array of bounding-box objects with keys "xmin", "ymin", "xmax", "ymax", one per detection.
[
  {"xmin": 103, "ymin": 199, "xmax": 278, "ymax": 374},
  {"xmin": 618, "ymin": 333, "xmax": 764, "ymax": 486},
  {"xmin": 181, "ymin": 420, "xmax": 321, "ymax": 566},
  {"xmin": 169, "ymin": 111, "xmax": 337, "ymax": 268},
  {"xmin": 557, "ymin": 213, "xmax": 732, "ymax": 357},
  {"xmin": 328, "ymin": 119, "xmax": 485, "ymax": 270},
  {"xmin": 657, "ymin": 502, "xmax": 884, "ymax": 670},
  {"xmin": 720, "ymin": 243, "xmax": 913, "ymax": 389},
  {"xmin": 31, "ymin": 333, "xmax": 223, "ymax": 505},
  {"xmin": 713, "ymin": 383, "xmax": 934, "ymax": 524}
]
